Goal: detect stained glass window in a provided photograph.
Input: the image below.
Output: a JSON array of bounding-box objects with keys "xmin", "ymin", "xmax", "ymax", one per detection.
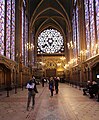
[
  {"xmin": 72, "ymin": 9, "xmax": 77, "ymax": 57},
  {"xmin": 25, "ymin": 16, "xmax": 28, "ymax": 65},
  {"xmin": 95, "ymin": 0, "xmax": 99, "ymax": 53},
  {"xmin": 76, "ymin": 7, "xmax": 80, "ymax": 55},
  {"xmin": 6, "ymin": 0, "xmax": 11, "ymax": 59},
  {"xmin": 22, "ymin": 7, "xmax": 25, "ymax": 63},
  {"xmin": 89, "ymin": 0, "xmax": 95, "ymax": 56},
  {"xmin": 84, "ymin": 0, "xmax": 96, "ymax": 58},
  {"xmin": 72, "ymin": 1, "xmax": 80, "ymax": 64},
  {"xmin": 6, "ymin": 0, "xmax": 15, "ymax": 60},
  {"xmin": 22, "ymin": 1, "xmax": 28, "ymax": 66},
  {"xmin": 11, "ymin": 0, "xmax": 15, "ymax": 60},
  {"xmin": 0, "ymin": 0, "xmax": 5, "ymax": 55},
  {"xmin": 31, "ymin": 33, "xmax": 34, "ymax": 64},
  {"xmin": 37, "ymin": 29, "xmax": 64, "ymax": 54},
  {"xmin": 84, "ymin": 0, "xmax": 90, "ymax": 58}
]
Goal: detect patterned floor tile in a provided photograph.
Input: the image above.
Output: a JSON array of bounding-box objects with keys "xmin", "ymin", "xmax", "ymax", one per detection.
[{"xmin": 0, "ymin": 84, "xmax": 99, "ymax": 120}]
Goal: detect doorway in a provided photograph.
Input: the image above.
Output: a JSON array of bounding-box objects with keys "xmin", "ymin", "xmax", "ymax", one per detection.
[
  {"xmin": 0, "ymin": 64, "xmax": 11, "ymax": 90},
  {"xmin": 46, "ymin": 69, "xmax": 56, "ymax": 77}
]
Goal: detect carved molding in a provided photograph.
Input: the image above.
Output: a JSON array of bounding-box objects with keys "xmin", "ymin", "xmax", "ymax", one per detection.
[{"xmin": 0, "ymin": 55, "xmax": 18, "ymax": 70}]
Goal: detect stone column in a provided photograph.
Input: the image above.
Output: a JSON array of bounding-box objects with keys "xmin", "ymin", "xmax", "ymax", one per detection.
[{"xmin": 15, "ymin": 0, "xmax": 22, "ymax": 87}]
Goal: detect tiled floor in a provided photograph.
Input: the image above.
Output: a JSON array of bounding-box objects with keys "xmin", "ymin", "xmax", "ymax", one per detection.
[{"xmin": 0, "ymin": 83, "xmax": 99, "ymax": 120}]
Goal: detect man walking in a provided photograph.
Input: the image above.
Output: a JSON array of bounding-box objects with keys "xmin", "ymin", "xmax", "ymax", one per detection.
[{"xmin": 26, "ymin": 77, "xmax": 38, "ymax": 111}]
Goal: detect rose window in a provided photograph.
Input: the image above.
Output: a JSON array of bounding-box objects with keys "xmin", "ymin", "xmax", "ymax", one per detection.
[{"xmin": 37, "ymin": 29, "xmax": 64, "ymax": 54}]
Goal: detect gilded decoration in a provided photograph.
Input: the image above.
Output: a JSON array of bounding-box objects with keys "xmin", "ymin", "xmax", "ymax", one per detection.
[
  {"xmin": 45, "ymin": 61, "xmax": 56, "ymax": 69},
  {"xmin": 37, "ymin": 56, "xmax": 66, "ymax": 70}
]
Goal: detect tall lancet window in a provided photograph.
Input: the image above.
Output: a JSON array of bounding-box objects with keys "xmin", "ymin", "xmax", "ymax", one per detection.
[
  {"xmin": 84, "ymin": 0, "xmax": 90, "ymax": 58},
  {"xmin": 89, "ymin": 0, "xmax": 95, "ymax": 56},
  {"xmin": 22, "ymin": 0, "xmax": 28, "ymax": 66},
  {"xmin": 22, "ymin": 6, "xmax": 25, "ymax": 64},
  {"xmin": 0, "ymin": 0, "xmax": 5, "ymax": 55},
  {"xmin": 76, "ymin": 6, "xmax": 80, "ymax": 55},
  {"xmin": 25, "ymin": 16, "xmax": 28, "ymax": 65},
  {"xmin": 95, "ymin": 0, "xmax": 99, "ymax": 53},
  {"xmin": 31, "ymin": 33, "xmax": 34, "ymax": 64},
  {"xmin": 0, "ymin": 0, "xmax": 15, "ymax": 60},
  {"xmin": 11, "ymin": 0, "xmax": 15, "ymax": 60},
  {"xmin": 22, "ymin": 7, "xmax": 24, "ymax": 62},
  {"xmin": 6, "ymin": 0, "xmax": 11, "ymax": 59},
  {"xmin": 72, "ymin": 0, "xmax": 80, "ymax": 64},
  {"xmin": 6, "ymin": 0, "xmax": 15, "ymax": 60},
  {"xmin": 72, "ymin": 9, "xmax": 77, "ymax": 57},
  {"xmin": 84, "ymin": 0, "xmax": 96, "ymax": 58}
]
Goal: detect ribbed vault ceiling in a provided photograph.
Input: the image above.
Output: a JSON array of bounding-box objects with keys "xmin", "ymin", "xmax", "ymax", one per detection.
[{"xmin": 29, "ymin": 0, "xmax": 72, "ymax": 36}]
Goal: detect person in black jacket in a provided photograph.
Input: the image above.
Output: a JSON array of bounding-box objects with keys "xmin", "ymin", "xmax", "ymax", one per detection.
[
  {"xmin": 49, "ymin": 77, "xmax": 54, "ymax": 97},
  {"xmin": 83, "ymin": 81, "xmax": 92, "ymax": 95},
  {"xmin": 26, "ymin": 77, "xmax": 38, "ymax": 111},
  {"xmin": 54, "ymin": 77, "xmax": 60, "ymax": 94},
  {"xmin": 89, "ymin": 81, "xmax": 98, "ymax": 98},
  {"xmin": 41, "ymin": 77, "xmax": 45, "ymax": 87}
]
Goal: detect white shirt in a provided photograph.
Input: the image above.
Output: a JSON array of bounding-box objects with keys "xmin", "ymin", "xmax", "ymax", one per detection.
[{"xmin": 26, "ymin": 83, "xmax": 35, "ymax": 89}]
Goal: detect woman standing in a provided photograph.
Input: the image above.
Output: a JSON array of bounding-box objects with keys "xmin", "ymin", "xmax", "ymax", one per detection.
[{"xmin": 49, "ymin": 77, "xmax": 54, "ymax": 97}]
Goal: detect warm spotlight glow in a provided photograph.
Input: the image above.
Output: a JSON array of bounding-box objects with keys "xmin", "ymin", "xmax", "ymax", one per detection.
[
  {"xmin": 60, "ymin": 56, "xmax": 66, "ymax": 60},
  {"xmin": 57, "ymin": 63, "xmax": 61, "ymax": 66},
  {"xmin": 39, "ymin": 62, "xmax": 45, "ymax": 66},
  {"xmin": 64, "ymin": 64, "xmax": 69, "ymax": 69}
]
